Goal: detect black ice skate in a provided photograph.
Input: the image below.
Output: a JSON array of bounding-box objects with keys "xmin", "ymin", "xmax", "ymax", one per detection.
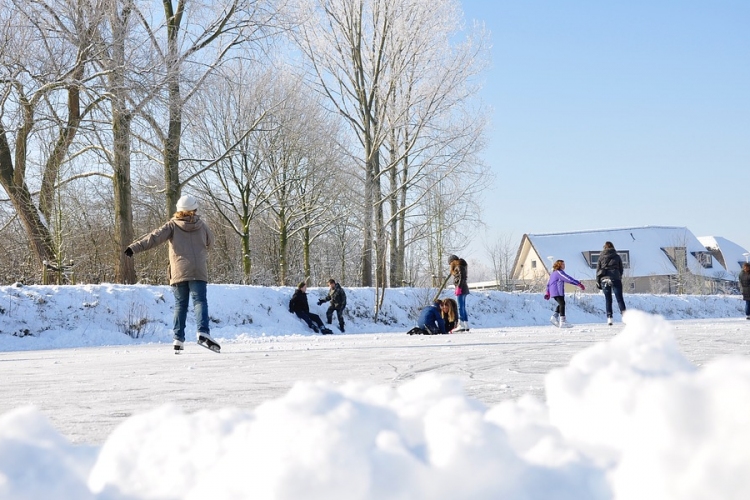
[{"xmin": 197, "ymin": 333, "xmax": 221, "ymax": 353}]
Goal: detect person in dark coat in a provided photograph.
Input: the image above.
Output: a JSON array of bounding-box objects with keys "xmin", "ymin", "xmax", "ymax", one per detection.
[
  {"xmin": 318, "ymin": 278, "xmax": 347, "ymax": 332},
  {"xmin": 739, "ymin": 262, "xmax": 750, "ymax": 320},
  {"xmin": 417, "ymin": 301, "xmax": 447, "ymax": 334},
  {"xmin": 596, "ymin": 241, "xmax": 627, "ymax": 325},
  {"xmin": 449, "ymin": 255, "xmax": 471, "ymax": 332},
  {"xmin": 289, "ymin": 282, "xmax": 332, "ymax": 334},
  {"xmin": 440, "ymin": 298, "xmax": 458, "ymax": 332}
]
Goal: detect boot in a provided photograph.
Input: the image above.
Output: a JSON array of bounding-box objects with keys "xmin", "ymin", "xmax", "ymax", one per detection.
[
  {"xmin": 454, "ymin": 320, "xmax": 468, "ymax": 332},
  {"xmin": 550, "ymin": 312, "xmax": 559, "ymax": 326},
  {"xmin": 607, "ymin": 317, "xmax": 613, "ymax": 326},
  {"xmin": 559, "ymin": 316, "xmax": 572, "ymax": 328}
]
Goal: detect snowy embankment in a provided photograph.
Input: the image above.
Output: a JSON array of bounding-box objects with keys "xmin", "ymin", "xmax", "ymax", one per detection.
[
  {"xmin": 0, "ymin": 283, "xmax": 744, "ymax": 349},
  {"xmin": 1, "ymin": 284, "xmax": 749, "ymax": 499}
]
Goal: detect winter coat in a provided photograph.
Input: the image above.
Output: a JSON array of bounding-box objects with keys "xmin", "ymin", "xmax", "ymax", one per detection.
[
  {"xmin": 289, "ymin": 289, "xmax": 310, "ymax": 314},
  {"xmin": 546, "ymin": 270, "xmax": 581, "ymax": 298},
  {"xmin": 596, "ymin": 248, "xmax": 624, "ymax": 283},
  {"xmin": 128, "ymin": 214, "xmax": 214, "ymax": 285},
  {"xmin": 321, "ymin": 283, "xmax": 347, "ymax": 309},
  {"xmin": 443, "ymin": 316, "xmax": 457, "ymax": 332},
  {"xmin": 418, "ymin": 304, "xmax": 446, "ymax": 334},
  {"xmin": 451, "ymin": 258, "xmax": 470, "ymax": 295},
  {"xmin": 740, "ymin": 270, "xmax": 750, "ymax": 301}
]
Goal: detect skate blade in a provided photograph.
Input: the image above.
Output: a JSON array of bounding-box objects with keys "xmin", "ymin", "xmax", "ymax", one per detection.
[{"xmin": 197, "ymin": 340, "xmax": 221, "ymax": 353}]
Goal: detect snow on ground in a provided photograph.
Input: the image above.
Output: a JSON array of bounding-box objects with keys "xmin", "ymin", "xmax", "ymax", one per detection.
[{"xmin": 1, "ymin": 284, "xmax": 749, "ymax": 499}]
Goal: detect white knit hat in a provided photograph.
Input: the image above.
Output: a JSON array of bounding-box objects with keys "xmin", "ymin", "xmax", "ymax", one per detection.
[{"xmin": 176, "ymin": 195, "xmax": 198, "ymax": 212}]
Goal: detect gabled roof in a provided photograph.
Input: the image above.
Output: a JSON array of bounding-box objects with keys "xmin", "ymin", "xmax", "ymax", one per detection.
[
  {"xmin": 523, "ymin": 226, "xmax": 727, "ymax": 280},
  {"xmin": 697, "ymin": 236, "xmax": 750, "ymax": 272}
]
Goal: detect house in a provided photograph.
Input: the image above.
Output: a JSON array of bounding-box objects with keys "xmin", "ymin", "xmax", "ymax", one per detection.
[
  {"xmin": 697, "ymin": 236, "xmax": 750, "ymax": 275},
  {"xmin": 511, "ymin": 226, "xmax": 736, "ymax": 294}
]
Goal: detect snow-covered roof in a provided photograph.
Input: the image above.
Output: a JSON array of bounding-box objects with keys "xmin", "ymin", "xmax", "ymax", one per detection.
[
  {"xmin": 525, "ymin": 226, "xmax": 727, "ymax": 280},
  {"xmin": 697, "ymin": 236, "xmax": 750, "ymax": 272}
]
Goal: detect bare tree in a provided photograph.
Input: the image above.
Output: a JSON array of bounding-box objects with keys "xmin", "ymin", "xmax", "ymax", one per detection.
[
  {"xmin": 295, "ymin": 0, "xmax": 489, "ymax": 291},
  {"xmin": 485, "ymin": 233, "xmax": 517, "ymax": 291},
  {"xmin": 295, "ymin": 0, "xmax": 392, "ymax": 286},
  {"xmin": 153, "ymin": 0, "xmax": 286, "ymax": 217},
  {"xmin": 0, "ymin": 0, "xmax": 105, "ymax": 273},
  {"xmin": 188, "ymin": 63, "xmax": 274, "ymax": 284}
]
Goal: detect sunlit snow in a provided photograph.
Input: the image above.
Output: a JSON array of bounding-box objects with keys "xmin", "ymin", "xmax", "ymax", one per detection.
[{"xmin": 1, "ymin": 283, "xmax": 749, "ymax": 499}]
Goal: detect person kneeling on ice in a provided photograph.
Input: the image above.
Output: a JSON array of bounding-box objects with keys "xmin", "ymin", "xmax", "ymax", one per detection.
[
  {"xmin": 440, "ymin": 298, "xmax": 458, "ymax": 332},
  {"xmin": 544, "ymin": 259, "xmax": 585, "ymax": 328},
  {"xmin": 289, "ymin": 282, "xmax": 332, "ymax": 335},
  {"xmin": 414, "ymin": 301, "xmax": 448, "ymax": 335},
  {"xmin": 125, "ymin": 195, "xmax": 220, "ymax": 353}
]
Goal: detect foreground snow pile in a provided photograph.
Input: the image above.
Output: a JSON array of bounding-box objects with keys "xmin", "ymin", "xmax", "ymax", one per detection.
[{"xmin": 2, "ymin": 311, "xmax": 750, "ymax": 499}]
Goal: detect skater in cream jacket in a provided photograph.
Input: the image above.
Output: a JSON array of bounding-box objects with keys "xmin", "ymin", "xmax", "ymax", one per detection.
[{"xmin": 125, "ymin": 195, "xmax": 217, "ymax": 352}]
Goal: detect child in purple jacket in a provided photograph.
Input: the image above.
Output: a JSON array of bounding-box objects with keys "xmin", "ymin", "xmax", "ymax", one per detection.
[{"xmin": 545, "ymin": 259, "xmax": 585, "ymax": 328}]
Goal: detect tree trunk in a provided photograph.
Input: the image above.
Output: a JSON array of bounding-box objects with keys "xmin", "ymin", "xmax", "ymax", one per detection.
[
  {"xmin": 361, "ymin": 144, "xmax": 375, "ymax": 287},
  {"xmin": 303, "ymin": 226, "xmax": 311, "ymax": 282},
  {"xmin": 0, "ymin": 121, "xmax": 55, "ymax": 269},
  {"xmin": 110, "ymin": 4, "xmax": 135, "ymax": 284},
  {"xmin": 279, "ymin": 207, "xmax": 288, "ymax": 286},
  {"xmin": 112, "ymin": 109, "xmax": 136, "ymax": 284}
]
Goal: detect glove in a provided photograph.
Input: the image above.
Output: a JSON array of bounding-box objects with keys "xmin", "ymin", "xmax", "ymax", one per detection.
[
  {"xmin": 543, "ymin": 292, "xmax": 550, "ymax": 300},
  {"xmin": 317, "ymin": 299, "xmax": 325, "ymax": 306},
  {"xmin": 124, "ymin": 247, "xmax": 133, "ymax": 257},
  {"xmin": 579, "ymin": 283, "xmax": 586, "ymax": 291},
  {"xmin": 596, "ymin": 281, "xmax": 602, "ymax": 290}
]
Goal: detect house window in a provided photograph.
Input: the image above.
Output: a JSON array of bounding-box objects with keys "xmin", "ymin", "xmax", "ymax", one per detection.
[
  {"xmin": 582, "ymin": 250, "xmax": 630, "ymax": 269},
  {"xmin": 661, "ymin": 247, "xmax": 687, "ymax": 270},
  {"xmin": 620, "ymin": 251, "xmax": 630, "ymax": 268},
  {"xmin": 531, "ymin": 260, "xmax": 537, "ymax": 269},
  {"xmin": 582, "ymin": 251, "xmax": 600, "ymax": 269},
  {"xmin": 691, "ymin": 251, "xmax": 713, "ymax": 269}
]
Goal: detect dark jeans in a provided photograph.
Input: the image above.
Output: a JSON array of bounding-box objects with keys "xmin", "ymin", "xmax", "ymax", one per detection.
[
  {"xmin": 296, "ymin": 311, "xmax": 325, "ymax": 331},
  {"xmin": 745, "ymin": 300, "xmax": 750, "ymax": 316},
  {"xmin": 421, "ymin": 324, "xmax": 441, "ymax": 335},
  {"xmin": 603, "ymin": 279, "xmax": 627, "ymax": 318},
  {"xmin": 172, "ymin": 280, "xmax": 209, "ymax": 342},
  {"xmin": 326, "ymin": 306, "xmax": 345, "ymax": 328},
  {"xmin": 553, "ymin": 296, "xmax": 566, "ymax": 317}
]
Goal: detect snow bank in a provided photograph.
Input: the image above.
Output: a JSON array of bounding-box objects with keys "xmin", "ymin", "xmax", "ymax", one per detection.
[
  {"xmin": 0, "ymin": 283, "xmax": 744, "ymax": 351},
  {"xmin": 2, "ymin": 311, "xmax": 750, "ymax": 499}
]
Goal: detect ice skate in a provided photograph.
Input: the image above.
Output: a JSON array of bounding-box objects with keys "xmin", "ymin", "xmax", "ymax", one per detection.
[
  {"xmin": 550, "ymin": 313, "xmax": 559, "ymax": 327},
  {"xmin": 197, "ymin": 332, "xmax": 221, "ymax": 353},
  {"xmin": 453, "ymin": 321, "xmax": 470, "ymax": 333},
  {"xmin": 607, "ymin": 317, "xmax": 613, "ymax": 326},
  {"xmin": 173, "ymin": 339, "xmax": 184, "ymax": 354},
  {"xmin": 558, "ymin": 316, "xmax": 573, "ymax": 328}
]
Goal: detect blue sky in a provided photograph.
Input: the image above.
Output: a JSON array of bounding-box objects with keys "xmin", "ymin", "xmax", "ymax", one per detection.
[{"xmin": 460, "ymin": 0, "xmax": 750, "ymax": 260}]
